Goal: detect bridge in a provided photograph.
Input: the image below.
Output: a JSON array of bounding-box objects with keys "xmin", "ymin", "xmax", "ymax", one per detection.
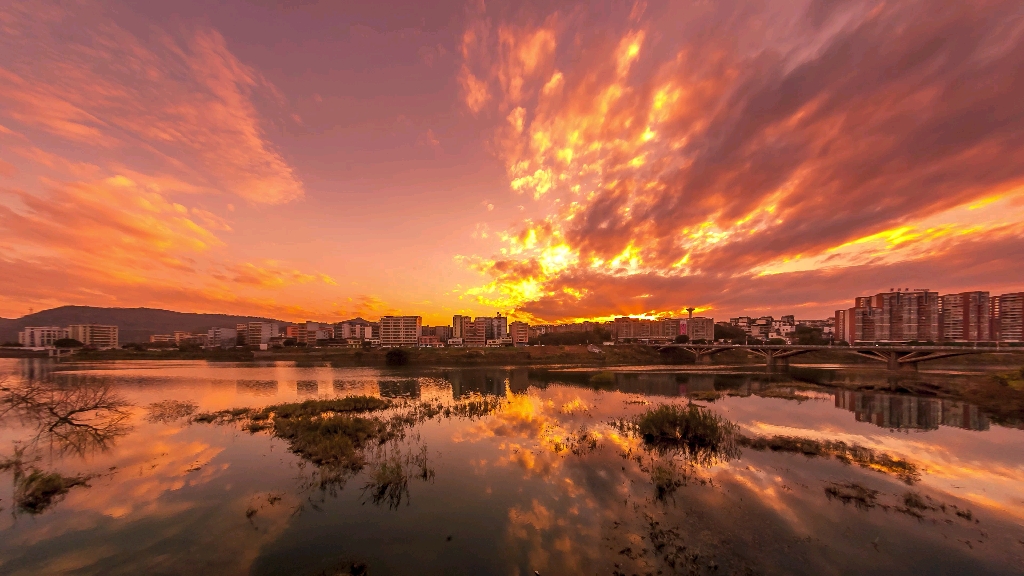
[{"xmin": 657, "ymin": 343, "xmax": 1024, "ymax": 370}]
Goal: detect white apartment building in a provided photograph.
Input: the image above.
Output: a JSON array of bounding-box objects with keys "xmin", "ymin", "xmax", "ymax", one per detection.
[
  {"xmin": 17, "ymin": 326, "xmax": 68, "ymax": 348},
  {"xmin": 67, "ymin": 324, "xmax": 119, "ymax": 349},
  {"xmin": 379, "ymin": 316, "xmax": 422, "ymax": 347},
  {"xmin": 207, "ymin": 327, "xmax": 238, "ymax": 348},
  {"xmin": 246, "ymin": 322, "xmax": 278, "ymax": 346}
]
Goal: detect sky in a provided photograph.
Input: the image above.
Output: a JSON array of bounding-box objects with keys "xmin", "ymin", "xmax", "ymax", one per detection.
[{"xmin": 1, "ymin": 0, "xmax": 1023, "ymax": 325}]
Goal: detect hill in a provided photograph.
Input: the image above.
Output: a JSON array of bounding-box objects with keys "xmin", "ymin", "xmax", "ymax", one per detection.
[{"xmin": 0, "ymin": 306, "xmax": 285, "ymax": 344}]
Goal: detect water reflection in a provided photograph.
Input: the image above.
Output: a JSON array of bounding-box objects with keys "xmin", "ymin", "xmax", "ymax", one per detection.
[
  {"xmin": 378, "ymin": 379, "xmax": 420, "ymax": 399},
  {"xmin": 835, "ymin": 390, "xmax": 989, "ymax": 431},
  {"xmin": 0, "ymin": 378, "xmax": 132, "ymax": 457},
  {"xmin": 238, "ymin": 379, "xmax": 278, "ymax": 396},
  {"xmin": 296, "ymin": 380, "xmax": 319, "ymax": 397},
  {"xmin": 1, "ymin": 359, "xmax": 1021, "ymax": 576}
]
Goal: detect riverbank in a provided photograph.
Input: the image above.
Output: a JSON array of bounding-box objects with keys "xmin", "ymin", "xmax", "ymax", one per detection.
[{"xmin": 8, "ymin": 344, "xmax": 1023, "ymax": 369}]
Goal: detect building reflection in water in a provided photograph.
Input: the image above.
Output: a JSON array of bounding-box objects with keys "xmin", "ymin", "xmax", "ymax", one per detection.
[
  {"xmin": 835, "ymin": 390, "xmax": 989, "ymax": 431},
  {"xmin": 448, "ymin": 369, "xmax": 508, "ymax": 398},
  {"xmin": 378, "ymin": 379, "xmax": 421, "ymax": 399},
  {"xmin": 237, "ymin": 380, "xmax": 278, "ymax": 396},
  {"xmin": 296, "ymin": 380, "xmax": 319, "ymax": 397}
]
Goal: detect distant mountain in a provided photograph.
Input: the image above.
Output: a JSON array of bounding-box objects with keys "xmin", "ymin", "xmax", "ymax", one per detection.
[{"xmin": 0, "ymin": 306, "xmax": 286, "ymax": 344}]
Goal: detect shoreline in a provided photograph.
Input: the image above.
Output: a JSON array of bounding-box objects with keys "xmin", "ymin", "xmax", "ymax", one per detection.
[{"xmin": 3, "ymin": 344, "xmax": 1021, "ymax": 370}]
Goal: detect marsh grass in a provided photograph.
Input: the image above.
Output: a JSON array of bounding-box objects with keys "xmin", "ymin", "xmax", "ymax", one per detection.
[
  {"xmin": 192, "ymin": 407, "xmax": 252, "ymax": 424},
  {"xmin": 15, "ymin": 469, "xmax": 90, "ymax": 514},
  {"xmin": 634, "ymin": 404, "xmax": 740, "ymax": 466},
  {"xmin": 146, "ymin": 400, "xmax": 197, "ymax": 423},
  {"xmin": 738, "ymin": 435, "xmax": 920, "ymax": 484},
  {"xmin": 193, "ymin": 394, "xmax": 488, "ymax": 498},
  {"xmin": 361, "ymin": 444, "xmax": 435, "ymax": 509}
]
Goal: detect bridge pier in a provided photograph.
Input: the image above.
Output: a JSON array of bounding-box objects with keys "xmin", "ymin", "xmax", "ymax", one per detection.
[{"xmin": 765, "ymin": 354, "xmax": 789, "ymax": 372}]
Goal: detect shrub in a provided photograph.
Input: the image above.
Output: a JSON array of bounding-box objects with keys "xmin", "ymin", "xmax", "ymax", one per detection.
[{"xmin": 385, "ymin": 348, "xmax": 409, "ymax": 366}]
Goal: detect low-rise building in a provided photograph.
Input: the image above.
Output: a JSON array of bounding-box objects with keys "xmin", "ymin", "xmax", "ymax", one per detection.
[{"xmin": 418, "ymin": 335, "xmax": 443, "ymax": 347}]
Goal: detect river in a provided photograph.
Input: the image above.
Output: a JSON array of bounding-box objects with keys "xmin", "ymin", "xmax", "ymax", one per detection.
[{"xmin": 0, "ymin": 358, "xmax": 1021, "ymax": 575}]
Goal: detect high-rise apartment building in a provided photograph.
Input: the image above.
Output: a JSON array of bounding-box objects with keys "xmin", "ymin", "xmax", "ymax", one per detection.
[
  {"xmin": 246, "ymin": 322, "xmax": 278, "ymax": 346},
  {"xmin": 67, "ymin": 324, "xmax": 119, "ymax": 349},
  {"xmin": 379, "ymin": 316, "xmax": 422, "ymax": 347},
  {"xmin": 939, "ymin": 291, "xmax": 990, "ymax": 341},
  {"xmin": 207, "ymin": 327, "xmax": 238, "ymax": 348},
  {"xmin": 17, "ymin": 326, "xmax": 68, "ymax": 348},
  {"xmin": 842, "ymin": 307, "xmax": 878, "ymax": 343},
  {"xmin": 992, "ymin": 292, "xmax": 1023, "ymax": 342},
  {"xmin": 464, "ymin": 318, "xmax": 488, "ymax": 347},
  {"xmin": 834, "ymin": 309, "xmax": 848, "ymax": 342},
  {"xmin": 451, "ymin": 315, "xmax": 472, "ymax": 339},
  {"xmin": 840, "ymin": 290, "xmax": 938, "ymax": 342},
  {"xmin": 509, "ymin": 321, "xmax": 530, "ymax": 346},
  {"xmin": 870, "ymin": 290, "xmax": 939, "ymax": 342},
  {"xmin": 236, "ymin": 323, "xmax": 249, "ymax": 345},
  {"xmin": 478, "ymin": 313, "xmax": 507, "ymax": 340},
  {"xmin": 684, "ymin": 317, "xmax": 715, "ymax": 341}
]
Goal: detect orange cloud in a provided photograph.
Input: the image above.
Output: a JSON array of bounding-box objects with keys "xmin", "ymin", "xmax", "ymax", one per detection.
[
  {"xmin": 457, "ymin": 0, "xmax": 1024, "ymax": 321},
  {"xmin": 0, "ymin": 1, "xmax": 303, "ymax": 205}
]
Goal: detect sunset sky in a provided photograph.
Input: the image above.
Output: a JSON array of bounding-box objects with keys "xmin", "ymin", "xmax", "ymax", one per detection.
[{"xmin": 2, "ymin": 0, "xmax": 1023, "ymax": 325}]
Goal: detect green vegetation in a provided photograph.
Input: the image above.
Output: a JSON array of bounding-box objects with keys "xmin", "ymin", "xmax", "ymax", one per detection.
[
  {"xmin": 529, "ymin": 329, "xmax": 611, "ymax": 346},
  {"xmin": 14, "ymin": 469, "xmax": 91, "ymax": 514},
  {"xmin": 993, "ymin": 367, "xmax": 1024, "ymax": 391},
  {"xmin": 714, "ymin": 323, "xmax": 746, "ymax": 343},
  {"xmin": 738, "ymin": 435, "xmax": 920, "ymax": 484},
  {"xmin": 634, "ymin": 404, "xmax": 740, "ymax": 465},
  {"xmin": 53, "ymin": 338, "xmax": 83, "ymax": 348},
  {"xmin": 192, "ymin": 407, "xmax": 253, "ymax": 424},
  {"xmin": 252, "ymin": 397, "xmax": 391, "ymax": 421},
  {"xmin": 146, "ymin": 400, "xmax": 198, "ymax": 423},
  {"xmin": 385, "ymin": 348, "xmax": 409, "ymax": 366},
  {"xmin": 793, "ymin": 325, "xmax": 826, "ymax": 345}
]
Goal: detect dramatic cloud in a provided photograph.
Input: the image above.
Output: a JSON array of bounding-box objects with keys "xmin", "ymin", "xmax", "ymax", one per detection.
[
  {"xmin": 459, "ymin": 0, "xmax": 1024, "ymax": 321},
  {"xmin": 0, "ymin": 1, "xmax": 329, "ymax": 320},
  {"xmin": 0, "ymin": 1, "xmax": 303, "ymax": 204}
]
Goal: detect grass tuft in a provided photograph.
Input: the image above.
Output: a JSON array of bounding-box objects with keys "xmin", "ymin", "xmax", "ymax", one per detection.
[
  {"xmin": 15, "ymin": 469, "xmax": 90, "ymax": 514},
  {"xmin": 635, "ymin": 404, "xmax": 740, "ymax": 466}
]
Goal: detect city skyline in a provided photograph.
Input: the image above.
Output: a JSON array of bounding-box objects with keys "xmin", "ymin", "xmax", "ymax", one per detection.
[{"xmin": 3, "ymin": 0, "xmax": 1024, "ymax": 326}]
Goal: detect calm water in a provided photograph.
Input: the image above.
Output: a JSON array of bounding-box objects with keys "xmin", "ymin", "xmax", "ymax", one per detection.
[{"xmin": 1, "ymin": 358, "xmax": 1022, "ymax": 575}]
